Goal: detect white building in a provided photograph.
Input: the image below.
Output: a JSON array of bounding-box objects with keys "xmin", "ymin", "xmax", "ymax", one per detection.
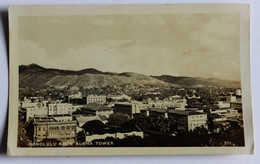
[
  {"xmin": 236, "ymin": 89, "xmax": 242, "ymax": 96},
  {"xmin": 26, "ymin": 104, "xmax": 48, "ymax": 121},
  {"xmin": 226, "ymin": 95, "xmax": 237, "ymax": 103},
  {"xmin": 21, "ymin": 97, "xmax": 45, "ymax": 108},
  {"xmin": 210, "ymin": 109, "xmax": 228, "ymax": 115},
  {"xmin": 185, "ymin": 113, "xmax": 208, "ymax": 131},
  {"xmin": 86, "ymin": 95, "xmax": 106, "ymax": 104},
  {"xmin": 145, "ymin": 96, "xmax": 187, "ymax": 110},
  {"xmin": 69, "ymin": 92, "xmax": 83, "ymax": 99},
  {"xmin": 48, "ymin": 103, "xmax": 74, "ymax": 115},
  {"xmin": 214, "ymin": 101, "xmax": 230, "ymax": 109}
]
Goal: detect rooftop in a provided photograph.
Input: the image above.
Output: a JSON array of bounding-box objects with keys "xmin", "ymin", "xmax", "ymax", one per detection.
[
  {"xmin": 115, "ymin": 102, "xmax": 142, "ymax": 105},
  {"xmin": 75, "ymin": 115, "xmax": 98, "ymax": 123},
  {"xmin": 87, "ymin": 94, "xmax": 106, "ymax": 97},
  {"xmin": 208, "ymin": 113, "xmax": 222, "ymax": 118},
  {"xmin": 51, "ymin": 114, "xmax": 72, "ymax": 117},
  {"xmin": 230, "ymin": 102, "xmax": 242, "ymax": 104},
  {"xmin": 146, "ymin": 108, "xmax": 206, "ymax": 116},
  {"xmin": 34, "ymin": 115, "xmax": 76, "ymax": 123},
  {"xmin": 85, "ymin": 103, "xmax": 113, "ymax": 111}
]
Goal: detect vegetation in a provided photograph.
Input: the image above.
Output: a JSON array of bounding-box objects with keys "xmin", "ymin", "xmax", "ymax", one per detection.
[
  {"xmin": 81, "ymin": 120, "xmax": 105, "ymax": 135},
  {"xmin": 108, "ymin": 113, "xmax": 131, "ymax": 126}
]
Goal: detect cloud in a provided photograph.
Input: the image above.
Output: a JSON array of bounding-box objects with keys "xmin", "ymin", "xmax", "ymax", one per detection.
[
  {"xmin": 61, "ymin": 39, "xmax": 179, "ymax": 76},
  {"xmin": 18, "ymin": 39, "xmax": 50, "ymax": 66},
  {"xmin": 17, "ymin": 14, "xmax": 240, "ymax": 81}
]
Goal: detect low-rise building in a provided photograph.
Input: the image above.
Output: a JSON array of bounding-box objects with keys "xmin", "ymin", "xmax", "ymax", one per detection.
[
  {"xmin": 208, "ymin": 113, "xmax": 227, "ymax": 122},
  {"xmin": 48, "ymin": 103, "xmax": 74, "ymax": 115},
  {"xmin": 236, "ymin": 95, "xmax": 242, "ymax": 103},
  {"xmin": 67, "ymin": 92, "xmax": 87, "ymax": 105},
  {"xmin": 33, "ymin": 116, "xmax": 77, "ymax": 145},
  {"xmin": 210, "ymin": 109, "xmax": 228, "ymax": 115},
  {"xmin": 25, "ymin": 102, "xmax": 48, "ymax": 121},
  {"xmin": 214, "ymin": 101, "xmax": 230, "ymax": 109},
  {"xmin": 230, "ymin": 102, "xmax": 243, "ymax": 112},
  {"xmin": 21, "ymin": 97, "xmax": 44, "ymax": 107},
  {"xmin": 226, "ymin": 95, "xmax": 237, "ymax": 103},
  {"xmin": 115, "ymin": 102, "xmax": 149, "ymax": 118},
  {"xmin": 226, "ymin": 109, "xmax": 240, "ymax": 118},
  {"xmin": 142, "ymin": 108, "xmax": 208, "ymax": 131},
  {"xmin": 86, "ymin": 94, "xmax": 106, "ymax": 104},
  {"xmin": 145, "ymin": 96, "xmax": 187, "ymax": 110},
  {"xmin": 107, "ymin": 93, "xmax": 131, "ymax": 101},
  {"xmin": 26, "ymin": 106, "xmax": 48, "ymax": 121},
  {"xmin": 85, "ymin": 103, "xmax": 114, "ymax": 118},
  {"xmin": 235, "ymin": 89, "xmax": 242, "ymax": 96},
  {"xmin": 169, "ymin": 110, "xmax": 208, "ymax": 131}
]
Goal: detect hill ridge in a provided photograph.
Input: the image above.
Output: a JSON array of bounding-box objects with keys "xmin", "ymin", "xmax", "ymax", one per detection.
[{"xmin": 19, "ymin": 64, "xmax": 241, "ymax": 89}]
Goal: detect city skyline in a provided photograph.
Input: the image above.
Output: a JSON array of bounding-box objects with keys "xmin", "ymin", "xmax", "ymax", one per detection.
[{"xmin": 18, "ymin": 14, "xmax": 240, "ymax": 81}]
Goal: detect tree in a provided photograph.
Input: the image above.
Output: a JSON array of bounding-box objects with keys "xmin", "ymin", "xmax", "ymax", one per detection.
[
  {"xmin": 192, "ymin": 126, "xmax": 208, "ymax": 136},
  {"xmin": 24, "ymin": 119, "xmax": 34, "ymax": 141},
  {"xmin": 108, "ymin": 113, "xmax": 131, "ymax": 126},
  {"xmin": 81, "ymin": 120, "xmax": 105, "ymax": 134}
]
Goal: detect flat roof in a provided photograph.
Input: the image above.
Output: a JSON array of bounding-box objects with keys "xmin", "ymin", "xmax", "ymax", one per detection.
[
  {"xmin": 50, "ymin": 114, "xmax": 72, "ymax": 117},
  {"xmin": 115, "ymin": 102, "xmax": 141, "ymax": 105},
  {"xmin": 75, "ymin": 116, "xmax": 98, "ymax": 123},
  {"xmin": 168, "ymin": 110, "xmax": 206, "ymax": 116},
  {"xmin": 230, "ymin": 102, "xmax": 242, "ymax": 104},
  {"xmin": 34, "ymin": 117, "xmax": 77, "ymax": 124},
  {"xmin": 146, "ymin": 108, "xmax": 206, "ymax": 116},
  {"xmin": 85, "ymin": 103, "xmax": 113, "ymax": 111},
  {"xmin": 208, "ymin": 113, "xmax": 222, "ymax": 118}
]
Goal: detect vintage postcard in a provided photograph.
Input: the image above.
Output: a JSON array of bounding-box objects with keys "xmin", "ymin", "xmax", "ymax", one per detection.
[{"xmin": 8, "ymin": 5, "xmax": 253, "ymax": 156}]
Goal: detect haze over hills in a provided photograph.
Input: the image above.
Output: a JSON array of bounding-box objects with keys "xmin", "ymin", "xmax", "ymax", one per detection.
[
  {"xmin": 152, "ymin": 75, "xmax": 241, "ymax": 88},
  {"xmin": 19, "ymin": 64, "xmax": 241, "ymax": 89}
]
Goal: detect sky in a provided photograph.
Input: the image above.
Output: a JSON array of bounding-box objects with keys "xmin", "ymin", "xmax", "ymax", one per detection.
[{"xmin": 18, "ymin": 13, "xmax": 241, "ymax": 81}]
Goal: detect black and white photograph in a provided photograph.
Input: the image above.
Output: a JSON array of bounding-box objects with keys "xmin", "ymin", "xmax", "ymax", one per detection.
[{"xmin": 7, "ymin": 4, "xmax": 253, "ymax": 156}]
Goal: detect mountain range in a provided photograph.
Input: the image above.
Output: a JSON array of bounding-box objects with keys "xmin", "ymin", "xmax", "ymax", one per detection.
[{"xmin": 19, "ymin": 64, "xmax": 241, "ymax": 89}]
